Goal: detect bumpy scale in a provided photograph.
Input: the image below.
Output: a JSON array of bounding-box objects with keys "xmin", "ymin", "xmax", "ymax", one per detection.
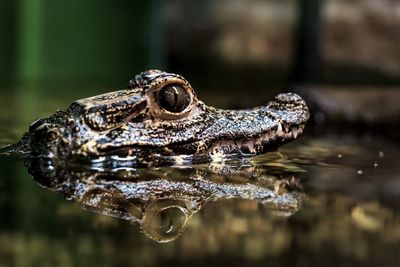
[{"xmin": 13, "ymin": 70, "xmax": 310, "ymax": 166}]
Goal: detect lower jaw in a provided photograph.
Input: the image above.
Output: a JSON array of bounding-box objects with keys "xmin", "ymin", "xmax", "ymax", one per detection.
[
  {"xmin": 204, "ymin": 124, "xmax": 305, "ymax": 159},
  {"xmin": 156, "ymin": 136, "xmax": 291, "ymax": 166},
  {"xmin": 205, "ymin": 137, "xmax": 287, "ymax": 161}
]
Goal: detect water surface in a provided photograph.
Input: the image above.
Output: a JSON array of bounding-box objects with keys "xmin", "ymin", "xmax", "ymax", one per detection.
[{"xmin": 0, "ymin": 92, "xmax": 399, "ymax": 267}]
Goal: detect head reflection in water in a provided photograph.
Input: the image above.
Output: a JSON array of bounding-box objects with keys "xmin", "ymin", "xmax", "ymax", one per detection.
[
  {"xmin": 141, "ymin": 200, "xmax": 192, "ymax": 242},
  {"xmin": 26, "ymin": 158, "xmax": 303, "ymax": 243}
]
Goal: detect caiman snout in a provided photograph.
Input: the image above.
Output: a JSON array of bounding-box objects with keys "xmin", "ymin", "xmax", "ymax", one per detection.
[{"xmin": 12, "ymin": 70, "xmax": 310, "ymax": 166}]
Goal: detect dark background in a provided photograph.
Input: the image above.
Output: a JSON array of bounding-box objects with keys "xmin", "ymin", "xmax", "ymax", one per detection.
[{"xmin": 1, "ymin": 0, "xmax": 399, "ymax": 107}]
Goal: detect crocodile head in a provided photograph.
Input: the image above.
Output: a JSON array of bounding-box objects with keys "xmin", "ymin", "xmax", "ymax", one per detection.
[{"xmin": 17, "ymin": 70, "xmax": 309, "ymax": 165}]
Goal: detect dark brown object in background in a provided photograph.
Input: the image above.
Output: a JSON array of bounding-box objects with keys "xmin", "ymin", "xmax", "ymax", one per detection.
[
  {"xmin": 299, "ymin": 87, "xmax": 400, "ymax": 138},
  {"xmin": 291, "ymin": 0, "xmax": 322, "ymax": 85}
]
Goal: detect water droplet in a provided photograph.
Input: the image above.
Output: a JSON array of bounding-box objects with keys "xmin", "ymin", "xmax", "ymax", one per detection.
[
  {"xmin": 379, "ymin": 151, "xmax": 384, "ymax": 158},
  {"xmin": 357, "ymin": 170, "xmax": 363, "ymax": 175},
  {"xmin": 337, "ymin": 154, "xmax": 342, "ymax": 158}
]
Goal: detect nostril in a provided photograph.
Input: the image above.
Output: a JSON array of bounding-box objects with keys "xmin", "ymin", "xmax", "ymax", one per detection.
[
  {"xmin": 275, "ymin": 93, "xmax": 304, "ymax": 105},
  {"xmin": 268, "ymin": 93, "xmax": 309, "ymax": 115},
  {"xmin": 266, "ymin": 93, "xmax": 310, "ymax": 126}
]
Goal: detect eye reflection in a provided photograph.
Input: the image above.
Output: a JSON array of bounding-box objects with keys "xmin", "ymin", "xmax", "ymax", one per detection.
[
  {"xmin": 158, "ymin": 84, "xmax": 190, "ymax": 113},
  {"xmin": 141, "ymin": 200, "xmax": 191, "ymax": 243},
  {"xmin": 155, "ymin": 207, "xmax": 187, "ymax": 234}
]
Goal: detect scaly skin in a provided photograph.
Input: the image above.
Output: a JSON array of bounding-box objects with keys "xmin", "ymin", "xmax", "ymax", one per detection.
[{"xmin": 14, "ymin": 70, "xmax": 309, "ymax": 166}]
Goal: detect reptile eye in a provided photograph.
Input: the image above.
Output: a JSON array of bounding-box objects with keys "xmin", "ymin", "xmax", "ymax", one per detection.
[{"xmin": 158, "ymin": 84, "xmax": 190, "ymax": 113}]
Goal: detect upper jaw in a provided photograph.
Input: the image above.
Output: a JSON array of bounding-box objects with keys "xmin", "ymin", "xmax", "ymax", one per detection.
[
  {"xmin": 201, "ymin": 121, "xmax": 306, "ymax": 158},
  {"xmin": 174, "ymin": 105, "xmax": 308, "ymax": 158},
  {"xmin": 73, "ymin": 93, "xmax": 309, "ymax": 161}
]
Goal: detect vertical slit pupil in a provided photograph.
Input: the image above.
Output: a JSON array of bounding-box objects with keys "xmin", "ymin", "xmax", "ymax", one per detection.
[{"xmin": 158, "ymin": 84, "xmax": 190, "ymax": 113}]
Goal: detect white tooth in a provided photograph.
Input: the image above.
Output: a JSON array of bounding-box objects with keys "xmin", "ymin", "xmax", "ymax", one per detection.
[
  {"xmin": 276, "ymin": 123, "xmax": 283, "ymax": 136},
  {"xmin": 284, "ymin": 123, "xmax": 290, "ymax": 132},
  {"xmin": 245, "ymin": 141, "xmax": 255, "ymax": 153},
  {"xmin": 293, "ymin": 128, "xmax": 298, "ymax": 139}
]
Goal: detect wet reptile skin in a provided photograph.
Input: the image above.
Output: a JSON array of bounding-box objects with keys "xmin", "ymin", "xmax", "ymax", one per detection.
[{"xmin": 14, "ymin": 70, "xmax": 309, "ymax": 166}]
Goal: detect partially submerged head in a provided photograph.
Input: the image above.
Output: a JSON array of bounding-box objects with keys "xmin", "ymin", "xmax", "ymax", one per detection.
[{"xmin": 19, "ymin": 70, "xmax": 309, "ymax": 165}]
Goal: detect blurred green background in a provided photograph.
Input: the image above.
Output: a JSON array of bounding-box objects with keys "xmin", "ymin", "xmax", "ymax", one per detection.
[
  {"xmin": 0, "ymin": 1, "xmax": 152, "ymax": 90},
  {"xmin": 1, "ymin": 0, "xmax": 399, "ymax": 95}
]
